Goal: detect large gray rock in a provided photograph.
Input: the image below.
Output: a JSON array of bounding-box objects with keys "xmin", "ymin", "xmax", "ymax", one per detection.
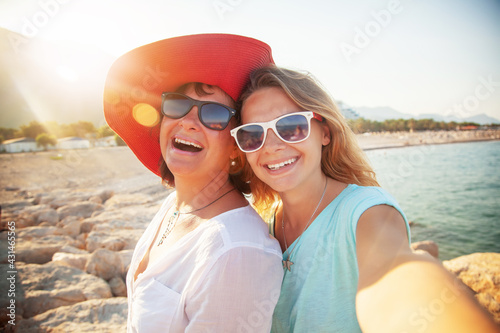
[
  {"xmin": 97, "ymin": 189, "xmax": 115, "ymax": 203},
  {"xmin": 42, "ymin": 190, "xmax": 93, "ymax": 208},
  {"xmin": 34, "ymin": 189, "xmax": 114, "ymax": 208},
  {"xmin": 104, "ymin": 193, "xmax": 154, "ymax": 210},
  {"xmin": 16, "ymin": 262, "xmax": 112, "ymax": 318},
  {"xmin": 81, "ymin": 202, "xmax": 158, "ymax": 232},
  {"xmin": 36, "ymin": 208, "xmax": 59, "ymax": 225},
  {"xmin": 118, "ymin": 249, "xmax": 134, "ymax": 277},
  {"xmin": 17, "ymin": 235, "xmax": 75, "ymax": 264},
  {"xmin": 0, "ymin": 198, "xmax": 34, "ymax": 213},
  {"xmin": 15, "ymin": 204, "xmax": 52, "ymax": 229},
  {"xmin": 52, "ymin": 252, "xmax": 90, "ymax": 271},
  {"xmin": 443, "ymin": 252, "xmax": 500, "ymax": 324},
  {"xmin": 17, "ymin": 297, "xmax": 127, "ymax": 333},
  {"xmin": 81, "ymin": 204, "xmax": 159, "ymax": 252},
  {"xmin": 57, "ymin": 244, "xmax": 89, "ymax": 254},
  {"xmin": 85, "ymin": 248, "xmax": 123, "ymax": 281},
  {"xmin": 56, "ymin": 216, "xmax": 82, "ymax": 237},
  {"xmin": 85, "ymin": 231, "xmax": 128, "ymax": 252},
  {"xmin": 109, "ymin": 277, "xmax": 127, "ymax": 297},
  {"xmin": 57, "ymin": 202, "xmax": 104, "ymax": 220},
  {"xmin": 17, "ymin": 226, "xmax": 59, "ymax": 238}
]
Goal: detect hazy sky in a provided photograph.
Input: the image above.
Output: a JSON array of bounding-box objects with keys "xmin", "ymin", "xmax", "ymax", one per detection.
[{"xmin": 1, "ymin": 0, "xmax": 499, "ymax": 119}]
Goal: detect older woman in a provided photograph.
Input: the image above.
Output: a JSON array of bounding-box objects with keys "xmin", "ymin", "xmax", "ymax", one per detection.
[
  {"xmin": 104, "ymin": 34, "xmax": 283, "ymax": 332},
  {"xmin": 231, "ymin": 65, "xmax": 499, "ymax": 332}
]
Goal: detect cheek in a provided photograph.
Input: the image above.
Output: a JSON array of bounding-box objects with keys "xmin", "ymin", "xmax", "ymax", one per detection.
[
  {"xmin": 303, "ymin": 140, "xmax": 324, "ymax": 167},
  {"xmin": 209, "ymin": 131, "xmax": 236, "ymax": 156},
  {"xmin": 159, "ymin": 119, "xmax": 173, "ymax": 150},
  {"xmin": 210, "ymin": 129, "xmax": 230, "ymax": 145},
  {"xmin": 245, "ymin": 152, "xmax": 260, "ymax": 170}
]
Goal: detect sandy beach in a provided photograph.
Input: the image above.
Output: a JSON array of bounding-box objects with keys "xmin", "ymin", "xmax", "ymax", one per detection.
[{"xmin": 355, "ymin": 128, "xmax": 500, "ymax": 150}]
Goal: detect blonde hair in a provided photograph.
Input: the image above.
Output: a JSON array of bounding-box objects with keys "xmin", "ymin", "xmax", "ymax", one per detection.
[{"xmin": 239, "ymin": 65, "xmax": 379, "ymax": 215}]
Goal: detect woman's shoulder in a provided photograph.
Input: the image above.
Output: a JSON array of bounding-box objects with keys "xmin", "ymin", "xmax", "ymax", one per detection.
[
  {"xmin": 214, "ymin": 204, "xmax": 272, "ymax": 238},
  {"xmin": 320, "ymin": 184, "xmax": 402, "ymax": 222},
  {"xmin": 211, "ymin": 205, "xmax": 282, "ymax": 254},
  {"xmin": 341, "ymin": 184, "xmax": 397, "ymax": 204}
]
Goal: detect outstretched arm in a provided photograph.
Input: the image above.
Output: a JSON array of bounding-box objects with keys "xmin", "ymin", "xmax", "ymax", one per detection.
[{"xmin": 356, "ymin": 205, "xmax": 499, "ymax": 332}]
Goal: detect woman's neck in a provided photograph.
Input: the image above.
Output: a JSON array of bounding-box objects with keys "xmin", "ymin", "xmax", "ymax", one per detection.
[
  {"xmin": 278, "ymin": 175, "xmax": 347, "ymax": 231},
  {"xmin": 173, "ymin": 170, "xmax": 232, "ymax": 212},
  {"xmin": 278, "ymin": 173, "xmax": 328, "ymax": 229}
]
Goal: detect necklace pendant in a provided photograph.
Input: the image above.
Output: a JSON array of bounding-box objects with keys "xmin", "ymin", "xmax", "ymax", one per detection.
[
  {"xmin": 283, "ymin": 259, "xmax": 294, "ymax": 272},
  {"xmin": 157, "ymin": 211, "xmax": 179, "ymax": 246}
]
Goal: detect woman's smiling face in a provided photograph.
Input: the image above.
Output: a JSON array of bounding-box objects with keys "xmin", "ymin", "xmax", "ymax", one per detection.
[
  {"xmin": 159, "ymin": 85, "xmax": 237, "ymax": 182},
  {"xmin": 241, "ymin": 86, "xmax": 330, "ymax": 193}
]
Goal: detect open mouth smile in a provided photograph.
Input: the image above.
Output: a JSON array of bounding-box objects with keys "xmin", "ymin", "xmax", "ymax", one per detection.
[
  {"xmin": 172, "ymin": 137, "xmax": 203, "ymax": 152},
  {"xmin": 266, "ymin": 157, "xmax": 298, "ymax": 171}
]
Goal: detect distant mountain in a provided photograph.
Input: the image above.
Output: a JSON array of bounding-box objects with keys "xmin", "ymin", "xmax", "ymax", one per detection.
[
  {"xmin": 463, "ymin": 113, "xmax": 500, "ymax": 125},
  {"xmin": 354, "ymin": 106, "xmax": 412, "ymax": 122},
  {"xmin": 0, "ymin": 28, "xmax": 115, "ymax": 129},
  {"xmin": 415, "ymin": 113, "xmax": 462, "ymax": 123},
  {"xmin": 352, "ymin": 106, "xmax": 500, "ymax": 125}
]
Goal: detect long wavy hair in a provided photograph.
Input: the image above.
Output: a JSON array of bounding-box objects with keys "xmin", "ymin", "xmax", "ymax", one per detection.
[{"xmin": 239, "ymin": 65, "xmax": 379, "ymax": 214}]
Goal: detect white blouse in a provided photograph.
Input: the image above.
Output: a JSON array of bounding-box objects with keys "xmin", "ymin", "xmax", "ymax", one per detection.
[{"xmin": 126, "ymin": 192, "xmax": 284, "ymax": 332}]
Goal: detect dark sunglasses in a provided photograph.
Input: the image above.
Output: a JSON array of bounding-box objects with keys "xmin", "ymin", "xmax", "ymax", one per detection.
[
  {"xmin": 231, "ymin": 111, "xmax": 324, "ymax": 153},
  {"xmin": 161, "ymin": 93, "xmax": 237, "ymax": 130}
]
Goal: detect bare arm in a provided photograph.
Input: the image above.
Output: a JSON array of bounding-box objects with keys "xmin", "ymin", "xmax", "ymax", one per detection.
[{"xmin": 355, "ymin": 205, "xmax": 499, "ymax": 332}]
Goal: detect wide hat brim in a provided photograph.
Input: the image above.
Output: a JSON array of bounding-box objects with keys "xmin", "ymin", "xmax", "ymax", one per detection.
[{"xmin": 103, "ymin": 33, "xmax": 274, "ymax": 177}]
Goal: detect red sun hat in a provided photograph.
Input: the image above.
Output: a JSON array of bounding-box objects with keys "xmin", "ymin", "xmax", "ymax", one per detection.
[{"xmin": 103, "ymin": 33, "xmax": 274, "ymax": 177}]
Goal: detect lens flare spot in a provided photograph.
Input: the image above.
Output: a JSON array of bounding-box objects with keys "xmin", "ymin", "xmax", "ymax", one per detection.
[
  {"xmin": 103, "ymin": 90, "xmax": 121, "ymax": 105},
  {"xmin": 133, "ymin": 103, "xmax": 159, "ymax": 127}
]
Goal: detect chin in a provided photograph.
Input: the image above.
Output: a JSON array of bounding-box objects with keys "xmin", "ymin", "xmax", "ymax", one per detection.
[{"xmin": 261, "ymin": 176, "xmax": 297, "ymax": 194}]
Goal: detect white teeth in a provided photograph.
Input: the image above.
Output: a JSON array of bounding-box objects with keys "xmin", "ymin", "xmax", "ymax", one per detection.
[
  {"xmin": 267, "ymin": 158, "xmax": 297, "ymax": 171},
  {"xmin": 174, "ymin": 138, "xmax": 202, "ymax": 149}
]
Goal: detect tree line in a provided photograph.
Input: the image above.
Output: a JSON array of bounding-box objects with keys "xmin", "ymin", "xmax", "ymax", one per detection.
[
  {"xmin": 0, "ymin": 120, "xmax": 124, "ymax": 147},
  {"xmin": 346, "ymin": 118, "xmax": 485, "ymax": 134}
]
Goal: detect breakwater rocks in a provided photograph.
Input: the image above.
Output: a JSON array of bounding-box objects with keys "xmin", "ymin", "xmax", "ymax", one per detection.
[
  {"xmin": 443, "ymin": 253, "xmax": 500, "ymax": 324},
  {"xmin": 1, "ymin": 187, "xmax": 166, "ymax": 332},
  {"xmin": 1, "ymin": 190, "xmax": 499, "ymax": 331}
]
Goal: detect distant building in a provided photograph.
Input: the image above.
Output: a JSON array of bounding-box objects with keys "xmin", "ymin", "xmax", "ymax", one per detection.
[
  {"xmin": 93, "ymin": 136, "xmax": 118, "ymax": 147},
  {"xmin": 0, "ymin": 137, "xmax": 41, "ymax": 153},
  {"xmin": 337, "ymin": 101, "xmax": 360, "ymax": 120},
  {"xmin": 56, "ymin": 137, "xmax": 90, "ymax": 150},
  {"xmin": 459, "ymin": 125, "xmax": 478, "ymax": 131}
]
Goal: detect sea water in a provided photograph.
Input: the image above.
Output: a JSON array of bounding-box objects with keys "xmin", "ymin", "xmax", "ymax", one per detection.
[{"xmin": 365, "ymin": 140, "xmax": 500, "ymax": 260}]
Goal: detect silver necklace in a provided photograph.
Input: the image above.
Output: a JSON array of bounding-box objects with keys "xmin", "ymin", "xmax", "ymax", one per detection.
[
  {"xmin": 157, "ymin": 187, "xmax": 236, "ymax": 246},
  {"xmin": 281, "ymin": 177, "xmax": 328, "ymax": 271}
]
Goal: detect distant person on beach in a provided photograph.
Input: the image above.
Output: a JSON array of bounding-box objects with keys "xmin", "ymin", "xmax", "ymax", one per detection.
[
  {"xmin": 231, "ymin": 65, "xmax": 499, "ymax": 332},
  {"xmin": 103, "ymin": 34, "xmax": 283, "ymax": 332}
]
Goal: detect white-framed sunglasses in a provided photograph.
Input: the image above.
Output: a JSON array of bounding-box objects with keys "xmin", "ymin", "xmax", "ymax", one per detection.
[{"xmin": 230, "ymin": 111, "xmax": 324, "ymax": 153}]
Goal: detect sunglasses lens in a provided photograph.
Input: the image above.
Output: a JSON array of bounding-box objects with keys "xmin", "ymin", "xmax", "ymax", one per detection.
[
  {"xmin": 200, "ymin": 104, "xmax": 232, "ymax": 130},
  {"xmin": 236, "ymin": 125, "xmax": 265, "ymax": 152},
  {"xmin": 276, "ymin": 114, "xmax": 309, "ymax": 142},
  {"xmin": 162, "ymin": 94, "xmax": 191, "ymax": 118}
]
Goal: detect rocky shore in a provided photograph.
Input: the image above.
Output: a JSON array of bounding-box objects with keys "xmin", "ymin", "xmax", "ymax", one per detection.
[{"xmin": 1, "ymin": 130, "xmax": 499, "ymax": 331}]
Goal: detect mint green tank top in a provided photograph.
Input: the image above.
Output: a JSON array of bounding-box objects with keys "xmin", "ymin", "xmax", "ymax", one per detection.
[{"xmin": 269, "ymin": 184, "xmax": 410, "ymax": 332}]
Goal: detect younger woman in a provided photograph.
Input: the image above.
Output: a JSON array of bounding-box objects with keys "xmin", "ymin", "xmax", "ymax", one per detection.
[{"xmin": 231, "ymin": 65, "xmax": 499, "ymax": 332}]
